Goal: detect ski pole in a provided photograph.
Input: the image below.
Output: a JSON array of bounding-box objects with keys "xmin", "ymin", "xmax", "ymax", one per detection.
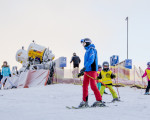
[
  {"xmin": 116, "ymin": 65, "xmax": 121, "ymax": 98},
  {"xmin": 139, "ymin": 67, "xmax": 144, "ymax": 94},
  {"xmin": 70, "ymin": 63, "xmax": 73, "ymax": 78},
  {"xmin": 113, "ymin": 77, "xmax": 120, "ymax": 98},
  {"xmin": 114, "ymin": 65, "xmax": 120, "ymax": 98},
  {"xmin": 84, "ymin": 72, "xmax": 116, "ymax": 94},
  {"xmin": 139, "ymin": 67, "xmax": 144, "ymax": 88},
  {"xmin": 115, "ymin": 84, "xmax": 120, "ymax": 98}
]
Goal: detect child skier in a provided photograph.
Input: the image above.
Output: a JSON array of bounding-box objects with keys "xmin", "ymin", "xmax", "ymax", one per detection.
[
  {"xmin": 78, "ymin": 38, "xmax": 105, "ymax": 108},
  {"xmin": 0, "ymin": 61, "xmax": 16, "ymax": 89},
  {"xmin": 142, "ymin": 62, "xmax": 150, "ymax": 95},
  {"xmin": 97, "ymin": 65, "xmax": 108, "ymax": 94},
  {"xmin": 97, "ymin": 61, "xmax": 119, "ymax": 102},
  {"xmin": 97, "ymin": 65, "xmax": 102, "ymax": 90}
]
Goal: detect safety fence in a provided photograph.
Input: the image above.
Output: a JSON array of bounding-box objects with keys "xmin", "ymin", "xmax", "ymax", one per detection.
[
  {"xmin": 53, "ymin": 66, "xmax": 148, "ymax": 88},
  {"xmin": 3, "ymin": 66, "xmax": 147, "ymax": 89},
  {"xmin": 4, "ymin": 70, "xmax": 49, "ymax": 89},
  {"xmin": 111, "ymin": 65, "xmax": 147, "ymax": 88},
  {"xmin": 53, "ymin": 67, "xmax": 83, "ymax": 84}
]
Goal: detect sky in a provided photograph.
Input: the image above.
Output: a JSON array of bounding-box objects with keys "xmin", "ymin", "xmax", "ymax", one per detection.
[{"xmin": 0, "ymin": 0, "xmax": 150, "ymax": 70}]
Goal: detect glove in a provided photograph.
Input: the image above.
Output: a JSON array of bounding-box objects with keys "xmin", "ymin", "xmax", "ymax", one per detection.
[
  {"xmin": 78, "ymin": 72, "xmax": 84, "ymax": 78},
  {"xmin": 141, "ymin": 76, "xmax": 144, "ymax": 78},
  {"xmin": 9, "ymin": 74, "xmax": 11, "ymax": 77},
  {"xmin": 111, "ymin": 74, "xmax": 116, "ymax": 79},
  {"xmin": 78, "ymin": 67, "xmax": 86, "ymax": 78},
  {"xmin": 97, "ymin": 73, "xmax": 102, "ymax": 79}
]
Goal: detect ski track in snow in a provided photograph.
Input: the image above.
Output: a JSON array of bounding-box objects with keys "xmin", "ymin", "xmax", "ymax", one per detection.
[{"xmin": 0, "ymin": 84, "xmax": 149, "ymax": 120}]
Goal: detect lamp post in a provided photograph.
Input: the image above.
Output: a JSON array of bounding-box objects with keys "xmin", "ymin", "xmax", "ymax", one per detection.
[{"xmin": 125, "ymin": 17, "xmax": 128, "ymax": 59}]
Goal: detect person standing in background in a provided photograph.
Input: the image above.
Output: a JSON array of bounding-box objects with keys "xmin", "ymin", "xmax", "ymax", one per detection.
[
  {"xmin": 97, "ymin": 65, "xmax": 102, "ymax": 90},
  {"xmin": 0, "ymin": 61, "xmax": 16, "ymax": 89},
  {"xmin": 70, "ymin": 53, "xmax": 81, "ymax": 78},
  {"xmin": 142, "ymin": 62, "xmax": 150, "ymax": 95},
  {"xmin": 70, "ymin": 53, "xmax": 81, "ymax": 68}
]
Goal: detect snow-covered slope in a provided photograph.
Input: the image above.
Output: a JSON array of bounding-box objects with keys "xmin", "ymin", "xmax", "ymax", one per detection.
[{"xmin": 0, "ymin": 84, "xmax": 149, "ymax": 120}]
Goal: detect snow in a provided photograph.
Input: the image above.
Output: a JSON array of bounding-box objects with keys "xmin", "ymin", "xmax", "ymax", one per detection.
[{"xmin": 0, "ymin": 84, "xmax": 149, "ymax": 120}]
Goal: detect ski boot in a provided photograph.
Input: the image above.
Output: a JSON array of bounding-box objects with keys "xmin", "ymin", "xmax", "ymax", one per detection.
[
  {"xmin": 144, "ymin": 92, "xmax": 150, "ymax": 95},
  {"xmin": 112, "ymin": 98, "xmax": 120, "ymax": 102},
  {"xmin": 91, "ymin": 101, "xmax": 106, "ymax": 107},
  {"xmin": 12, "ymin": 86, "xmax": 17, "ymax": 89},
  {"xmin": 78, "ymin": 101, "xmax": 89, "ymax": 108}
]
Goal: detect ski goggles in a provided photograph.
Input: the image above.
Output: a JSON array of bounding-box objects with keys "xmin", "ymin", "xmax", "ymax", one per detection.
[
  {"xmin": 103, "ymin": 65, "xmax": 109, "ymax": 68},
  {"xmin": 80, "ymin": 38, "xmax": 92, "ymax": 43}
]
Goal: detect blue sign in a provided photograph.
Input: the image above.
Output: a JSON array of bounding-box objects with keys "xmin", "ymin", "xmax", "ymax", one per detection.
[
  {"xmin": 110, "ymin": 55, "xmax": 119, "ymax": 66},
  {"xmin": 125, "ymin": 59, "xmax": 132, "ymax": 69},
  {"xmin": 59, "ymin": 57, "xmax": 67, "ymax": 67}
]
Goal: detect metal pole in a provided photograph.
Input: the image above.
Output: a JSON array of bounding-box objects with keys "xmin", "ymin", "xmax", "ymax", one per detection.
[
  {"xmin": 127, "ymin": 17, "xmax": 128, "ymax": 59},
  {"xmin": 126, "ymin": 17, "xmax": 129, "ymax": 59},
  {"xmin": 134, "ymin": 65, "xmax": 135, "ymax": 86}
]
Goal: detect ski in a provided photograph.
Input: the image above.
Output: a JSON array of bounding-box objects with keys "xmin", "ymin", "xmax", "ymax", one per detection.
[
  {"xmin": 66, "ymin": 105, "xmax": 108, "ymax": 109},
  {"xmin": 66, "ymin": 106, "xmax": 89, "ymax": 109},
  {"xmin": 106, "ymin": 100, "xmax": 123, "ymax": 103},
  {"xmin": 91, "ymin": 93, "xmax": 111, "ymax": 95},
  {"xmin": 66, "ymin": 106, "xmax": 72, "ymax": 109},
  {"xmin": 144, "ymin": 94, "xmax": 150, "ymax": 95},
  {"xmin": 72, "ymin": 106, "xmax": 84, "ymax": 109}
]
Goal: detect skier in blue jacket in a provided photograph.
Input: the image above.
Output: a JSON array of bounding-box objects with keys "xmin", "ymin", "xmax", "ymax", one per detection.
[
  {"xmin": 0, "ymin": 61, "xmax": 16, "ymax": 89},
  {"xmin": 78, "ymin": 38, "xmax": 105, "ymax": 108}
]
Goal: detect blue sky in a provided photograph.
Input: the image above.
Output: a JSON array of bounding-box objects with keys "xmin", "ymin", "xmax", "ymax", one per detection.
[{"xmin": 0, "ymin": 0, "xmax": 150, "ymax": 70}]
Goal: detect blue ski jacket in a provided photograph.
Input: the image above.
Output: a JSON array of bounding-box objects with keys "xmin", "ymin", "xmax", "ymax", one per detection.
[
  {"xmin": 84, "ymin": 44, "xmax": 98, "ymax": 72},
  {"xmin": 1, "ymin": 67, "xmax": 11, "ymax": 77}
]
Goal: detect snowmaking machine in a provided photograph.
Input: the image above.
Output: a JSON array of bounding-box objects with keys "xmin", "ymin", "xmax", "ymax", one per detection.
[{"xmin": 16, "ymin": 41, "xmax": 55, "ymax": 84}]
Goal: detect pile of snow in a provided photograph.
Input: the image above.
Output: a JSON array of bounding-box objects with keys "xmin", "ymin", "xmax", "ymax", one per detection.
[{"xmin": 0, "ymin": 84, "xmax": 149, "ymax": 120}]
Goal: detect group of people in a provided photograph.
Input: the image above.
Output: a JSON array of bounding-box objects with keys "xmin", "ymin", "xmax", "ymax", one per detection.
[
  {"xmin": 1, "ymin": 38, "xmax": 150, "ymax": 107},
  {"xmin": 70, "ymin": 38, "xmax": 120, "ymax": 108},
  {"xmin": 70, "ymin": 38, "xmax": 150, "ymax": 108},
  {"xmin": 0, "ymin": 61, "xmax": 16, "ymax": 89}
]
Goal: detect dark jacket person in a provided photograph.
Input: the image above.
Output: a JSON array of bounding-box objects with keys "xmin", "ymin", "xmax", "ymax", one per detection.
[{"xmin": 70, "ymin": 53, "xmax": 81, "ymax": 68}]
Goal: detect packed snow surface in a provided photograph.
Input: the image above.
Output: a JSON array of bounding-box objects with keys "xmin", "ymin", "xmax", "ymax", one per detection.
[{"xmin": 0, "ymin": 84, "xmax": 149, "ymax": 120}]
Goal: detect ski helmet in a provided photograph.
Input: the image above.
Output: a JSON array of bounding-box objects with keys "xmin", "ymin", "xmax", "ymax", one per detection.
[
  {"xmin": 81, "ymin": 38, "xmax": 92, "ymax": 47},
  {"xmin": 102, "ymin": 61, "xmax": 109, "ymax": 71},
  {"xmin": 98, "ymin": 65, "xmax": 102, "ymax": 68},
  {"xmin": 81, "ymin": 38, "xmax": 92, "ymax": 43},
  {"xmin": 103, "ymin": 61, "xmax": 109, "ymax": 68},
  {"xmin": 73, "ymin": 53, "xmax": 76, "ymax": 56},
  {"xmin": 147, "ymin": 62, "xmax": 150, "ymax": 66}
]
